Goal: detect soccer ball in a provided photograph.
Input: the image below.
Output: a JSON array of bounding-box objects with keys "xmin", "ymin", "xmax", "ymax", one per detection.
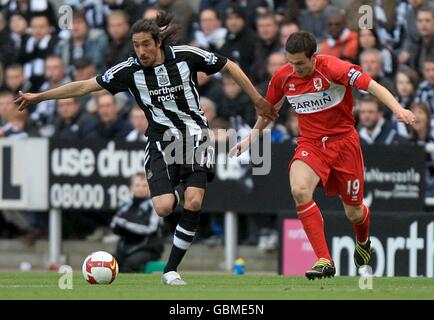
[{"xmin": 82, "ymin": 251, "xmax": 118, "ymax": 284}]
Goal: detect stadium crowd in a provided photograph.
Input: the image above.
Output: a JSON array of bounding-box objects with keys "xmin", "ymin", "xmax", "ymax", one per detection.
[{"xmin": 0, "ymin": 0, "xmax": 433, "ymax": 251}]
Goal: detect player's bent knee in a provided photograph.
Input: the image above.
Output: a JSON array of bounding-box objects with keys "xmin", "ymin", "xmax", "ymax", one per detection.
[
  {"xmin": 184, "ymin": 198, "xmax": 203, "ymax": 211},
  {"xmin": 153, "ymin": 203, "xmax": 173, "ymax": 217},
  {"xmin": 345, "ymin": 205, "xmax": 363, "ymax": 224},
  {"xmin": 291, "ymin": 185, "xmax": 312, "ymax": 203}
]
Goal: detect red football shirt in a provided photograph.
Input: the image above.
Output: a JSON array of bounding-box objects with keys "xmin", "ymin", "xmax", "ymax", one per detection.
[{"xmin": 266, "ymin": 54, "xmax": 372, "ymax": 139}]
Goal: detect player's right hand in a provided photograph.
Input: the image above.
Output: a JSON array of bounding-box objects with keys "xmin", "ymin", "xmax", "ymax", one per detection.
[
  {"xmin": 14, "ymin": 91, "xmax": 40, "ymax": 111},
  {"xmin": 229, "ymin": 137, "xmax": 251, "ymax": 158}
]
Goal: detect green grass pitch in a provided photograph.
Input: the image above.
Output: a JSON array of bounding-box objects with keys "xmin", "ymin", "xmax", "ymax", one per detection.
[{"xmin": 0, "ymin": 272, "xmax": 433, "ymax": 300}]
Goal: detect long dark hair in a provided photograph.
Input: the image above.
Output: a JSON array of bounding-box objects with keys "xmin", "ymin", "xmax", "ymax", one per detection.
[
  {"xmin": 130, "ymin": 11, "xmax": 178, "ymax": 45},
  {"xmin": 409, "ymin": 102, "xmax": 432, "ymax": 142}
]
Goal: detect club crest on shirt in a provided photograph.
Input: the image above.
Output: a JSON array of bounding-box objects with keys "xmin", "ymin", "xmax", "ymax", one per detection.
[
  {"xmin": 204, "ymin": 52, "xmax": 218, "ymax": 65},
  {"xmin": 102, "ymin": 70, "xmax": 114, "ymax": 83},
  {"xmin": 313, "ymin": 77, "xmax": 323, "ymax": 91},
  {"xmin": 146, "ymin": 168, "xmax": 153, "ymax": 179},
  {"xmin": 155, "ymin": 65, "xmax": 171, "ymax": 87}
]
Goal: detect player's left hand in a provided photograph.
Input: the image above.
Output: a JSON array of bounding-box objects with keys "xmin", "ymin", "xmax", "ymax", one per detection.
[
  {"xmin": 395, "ymin": 109, "xmax": 416, "ymax": 125},
  {"xmin": 14, "ymin": 91, "xmax": 41, "ymax": 111},
  {"xmin": 255, "ymin": 97, "xmax": 278, "ymax": 122}
]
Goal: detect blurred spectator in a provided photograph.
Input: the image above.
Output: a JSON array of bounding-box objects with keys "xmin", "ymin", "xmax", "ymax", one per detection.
[
  {"xmin": 357, "ymin": 28, "xmax": 397, "ymax": 79},
  {"xmin": 103, "ymin": 10, "xmax": 132, "ymax": 70},
  {"xmin": 200, "ymin": 96, "xmax": 216, "ymax": 123},
  {"xmin": 412, "ymin": 4, "xmax": 434, "ymax": 77},
  {"xmin": 235, "ymin": 0, "xmax": 271, "ymax": 30},
  {"xmin": 390, "ymin": 0, "xmax": 412, "ymax": 49},
  {"xmin": 66, "ymin": 0, "xmax": 105, "ymax": 29},
  {"xmin": 192, "ymin": 9, "xmax": 227, "ymax": 52},
  {"xmin": 250, "ymin": 13, "xmax": 281, "ymax": 85},
  {"xmin": 30, "ymin": 55, "xmax": 72, "ymax": 137},
  {"xmin": 103, "ymin": 0, "xmax": 148, "ymax": 25},
  {"xmin": 0, "ymin": 91, "xmax": 15, "ymax": 126},
  {"xmin": 409, "ymin": 101, "xmax": 434, "ymax": 142},
  {"xmin": 256, "ymin": 51, "xmax": 289, "ymax": 126},
  {"xmin": 66, "ymin": 0, "xmax": 147, "ymax": 35},
  {"xmin": 73, "ymin": 57, "xmax": 96, "ymax": 81},
  {"xmin": 281, "ymin": 0, "xmax": 301, "ymax": 24},
  {"xmin": 407, "ymin": 102, "xmax": 434, "ymax": 192},
  {"xmin": 357, "ymin": 95, "xmax": 407, "ymax": 145},
  {"xmin": 83, "ymin": 92, "xmax": 133, "ymax": 139},
  {"xmin": 8, "ymin": 12, "xmax": 29, "ymax": 53},
  {"xmin": 0, "ymin": 11, "xmax": 17, "ymax": 67},
  {"xmin": 40, "ymin": 55, "xmax": 71, "ymax": 95},
  {"xmin": 197, "ymin": 71, "xmax": 223, "ymax": 104},
  {"xmin": 143, "ymin": 6, "xmax": 159, "ymax": 20},
  {"xmin": 55, "ymin": 10, "xmax": 108, "ymax": 74},
  {"xmin": 398, "ymin": 0, "xmax": 428, "ymax": 65},
  {"xmin": 256, "ymin": 51, "xmax": 287, "ymax": 96},
  {"xmin": 199, "ymin": 0, "xmax": 230, "ymax": 19},
  {"xmin": 415, "ymin": 56, "xmax": 434, "ymax": 116},
  {"xmin": 357, "ymin": 48, "xmax": 396, "ymax": 111},
  {"xmin": 320, "ymin": 9, "xmax": 358, "ymax": 62},
  {"xmin": 52, "ymin": 97, "xmax": 95, "ymax": 140},
  {"xmin": 217, "ymin": 74, "xmax": 256, "ymax": 127},
  {"xmin": 0, "ymin": 108, "xmax": 29, "ymax": 139},
  {"xmin": 200, "ymin": 0, "xmax": 270, "ymax": 29},
  {"xmin": 126, "ymin": 105, "xmax": 148, "ymax": 143},
  {"xmin": 5, "ymin": 64, "xmax": 31, "ymax": 95},
  {"xmin": 20, "ymin": 14, "xmax": 58, "ymax": 92},
  {"xmin": 156, "ymin": 0, "xmax": 195, "ymax": 43},
  {"xmin": 72, "ymin": 57, "xmax": 97, "ymax": 109},
  {"xmin": 219, "ymin": 4, "xmax": 259, "ymax": 78},
  {"xmin": 393, "ymin": 66, "xmax": 420, "ymax": 137},
  {"xmin": 3, "ymin": 0, "xmax": 57, "ymax": 28},
  {"xmin": 299, "ymin": 0, "xmax": 338, "ymax": 43},
  {"xmin": 111, "ymin": 173, "xmax": 164, "ymax": 273},
  {"xmin": 279, "ymin": 21, "xmax": 300, "ymax": 51},
  {"xmin": 395, "ymin": 66, "xmax": 420, "ymax": 109}
]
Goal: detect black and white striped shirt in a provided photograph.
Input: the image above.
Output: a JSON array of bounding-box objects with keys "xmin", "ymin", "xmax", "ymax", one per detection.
[
  {"xmin": 96, "ymin": 45, "xmax": 228, "ymax": 140},
  {"xmin": 415, "ymin": 80, "xmax": 434, "ymax": 113}
]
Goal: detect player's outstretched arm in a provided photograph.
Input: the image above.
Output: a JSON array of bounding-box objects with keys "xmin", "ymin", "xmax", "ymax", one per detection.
[
  {"xmin": 221, "ymin": 60, "xmax": 278, "ymax": 122},
  {"xmin": 367, "ymin": 79, "xmax": 416, "ymax": 125},
  {"xmin": 229, "ymin": 115, "xmax": 271, "ymax": 158},
  {"xmin": 14, "ymin": 77, "xmax": 103, "ymax": 111}
]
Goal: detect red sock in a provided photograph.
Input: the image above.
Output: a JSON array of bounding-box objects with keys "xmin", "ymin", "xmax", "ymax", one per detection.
[
  {"xmin": 297, "ymin": 200, "xmax": 331, "ymax": 261},
  {"xmin": 352, "ymin": 204, "xmax": 370, "ymax": 243}
]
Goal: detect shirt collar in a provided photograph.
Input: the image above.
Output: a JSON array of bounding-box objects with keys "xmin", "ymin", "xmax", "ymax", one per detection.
[{"xmin": 163, "ymin": 45, "xmax": 176, "ymax": 61}]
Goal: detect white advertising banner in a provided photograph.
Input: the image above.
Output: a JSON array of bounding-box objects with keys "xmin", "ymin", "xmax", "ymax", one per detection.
[{"xmin": 0, "ymin": 138, "xmax": 48, "ymax": 210}]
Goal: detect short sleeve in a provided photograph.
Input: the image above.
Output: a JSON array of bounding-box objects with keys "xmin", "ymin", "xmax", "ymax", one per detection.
[
  {"xmin": 182, "ymin": 46, "xmax": 228, "ymax": 75},
  {"xmin": 266, "ymin": 72, "xmax": 285, "ymax": 106},
  {"xmin": 325, "ymin": 56, "xmax": 372, "ymax": 91},
  {"xmin": 96, "ymin": 60, "xmax": 131, "ymax": 95}
]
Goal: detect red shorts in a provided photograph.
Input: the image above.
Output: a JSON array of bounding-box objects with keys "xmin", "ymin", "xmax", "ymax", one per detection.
[{"xmin": 289, "ymin": 129, "xmax": 364, "ymax": 206}]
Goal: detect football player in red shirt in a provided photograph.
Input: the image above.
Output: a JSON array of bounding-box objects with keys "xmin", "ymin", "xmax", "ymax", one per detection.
[{"xmin": 231, "ymin": 31, "xmax": 415, "ymax": 280}]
